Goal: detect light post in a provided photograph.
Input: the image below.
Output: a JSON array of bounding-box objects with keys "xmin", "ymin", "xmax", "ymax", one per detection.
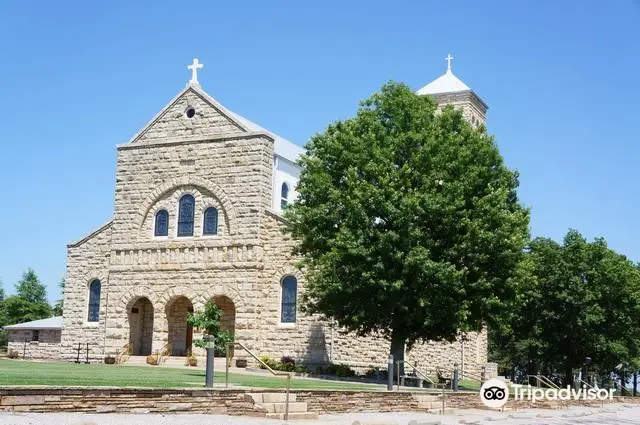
[
  {"xmin": 204, "ymin": 335, "xmax": 215, "ymax": 388},
  {"xmin": 387, "ymin": 354, "xmax": 394, "ymax": 391}
]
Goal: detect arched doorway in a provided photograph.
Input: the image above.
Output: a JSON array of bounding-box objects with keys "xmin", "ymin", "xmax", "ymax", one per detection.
[
  {"xmin": 211, "ymin": 295, "xmax": 236, "ymax": 356},
  {"xmin": 166, "ymin": 296, "xmax": 194, "ymax": 356},
  {"xmin": 128, "ymin": 297, "xmax": 154, "ymax": 356}
]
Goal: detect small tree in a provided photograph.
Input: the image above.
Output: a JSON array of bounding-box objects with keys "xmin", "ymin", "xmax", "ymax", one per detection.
[{"xmin": 187, "ymin": 302, "xmax": 234, "ymax": 353}]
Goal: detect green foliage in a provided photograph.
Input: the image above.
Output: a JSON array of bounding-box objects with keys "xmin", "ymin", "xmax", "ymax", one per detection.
[
  {"xmin": 2, "ymin": 269, "xmax": 52, "ymax": 325},
  {"xmin": 257, "ymin": 356, "xmax": 308, "ymax": 373},
  {"xmin": 16, "ymin": 269, "xmax": 48, "ymax": 304},
  {"xmin": 52, "ymin": 278, "xmax": 65, "ymax": 317},
  {"xmin": 187, "ymin": 302, "xmax": 234, "ymax": 351},
  {"xmin": 285, "ymin": 82, "xmax": 529, "ymax": 362},
  {"xmin": 315, "ymin": 363, "xmax": 356, "ymax": 377},
  {"xmin": 493, "ymin": 230, "xmax": 640, "ymax": 383}
]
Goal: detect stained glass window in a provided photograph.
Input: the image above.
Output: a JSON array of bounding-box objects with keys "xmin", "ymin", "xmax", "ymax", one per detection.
[
  {"xmin": 88, "ymin": 279, "xmax": 101, "ymax": 322},
  {"xmin": 203, "ymin": 207, "xmax": 218, "ymax": 235},
  {"xmin": 155, "ymin": 209, "xmax": 169, "ymax": 236},
  {"xmin": 281, "ymin": 276, "xmax": 297, "ymax": 323},
  {"xmin": 178, "ymin": 194, "xmax": 195, "ymax": 236},
  {"xmin": 281, "ymin": 183, "xmax": 289, "ymax": 209}
]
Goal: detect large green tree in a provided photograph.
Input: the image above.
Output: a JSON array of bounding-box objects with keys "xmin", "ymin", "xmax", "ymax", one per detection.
[
  {"xmin": 493, "ymin": 230, "xmax": 640, "ymax": 385},
  {"xmin": 4, "ymin": 269, "xmax": 52, "ymax": 325},
  {"xmin": 285, "ymin": 82, "xmax": 530, "ymax": 366}
]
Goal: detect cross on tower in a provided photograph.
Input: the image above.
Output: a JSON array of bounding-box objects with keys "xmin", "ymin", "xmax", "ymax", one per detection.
[
  {"xmin": 187, "ymin": 58, "xmax": 203, "ymax": 85},
  {"xmin": 445, "ymin": 54, "xmax": 453, "ymax": 71}
]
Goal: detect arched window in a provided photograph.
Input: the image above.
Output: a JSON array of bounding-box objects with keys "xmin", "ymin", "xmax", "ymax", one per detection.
[
  {"xmin": 177, "ymin": 194, "xmax": 195, "ymax": 236},
  {"xmin": 203, "ymin": 207, "xmax": 218, "ymax": 235},
  {"xmin": 87, "ymin": 279, "xmax": 101, "ymax": 322},
  {"xmin": 280, "ymin": 182, "xmax": 289, "ymax": 209},
  {"xmin": 154, "ymin": 209, "xmax": 169, "ymax": 236},
  {"xmin": 281, "ymin": 276, "xmax": 297, "ymax": 323}
]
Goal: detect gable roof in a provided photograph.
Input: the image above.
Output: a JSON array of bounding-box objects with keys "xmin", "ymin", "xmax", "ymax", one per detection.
[
  {"xmin": 4, "ymin": 316, "xmax": 62, "ymax": 330},
  {"xmin": 127, "ymin": 84, "xmax": 304, "ymax": 163}
]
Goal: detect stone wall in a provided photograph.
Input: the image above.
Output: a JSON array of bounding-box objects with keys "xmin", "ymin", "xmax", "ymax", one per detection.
[
  {"xmin": 61, "ymin": 222, "xmax": 111, "ymax": 362},
  {"xmin": 7, "ymin": 330, "xmax": 61, "ymax": 360},
  {"xmin": 0, "ymin": 387, "xmax": 626, "ymax": 414}
]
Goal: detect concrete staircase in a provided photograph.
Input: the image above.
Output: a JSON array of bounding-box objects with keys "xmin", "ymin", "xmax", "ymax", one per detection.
[
  {"xmin": 245, "ymin": 392, "xmax": 318, "ymax": 420},
  {"xmin": 413, "ymin": 394, "xmax": 454, "ymax": 414}
]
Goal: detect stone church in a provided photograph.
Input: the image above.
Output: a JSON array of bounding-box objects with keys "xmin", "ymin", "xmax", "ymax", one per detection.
[{"xmin": 54, "ymin": 57, "xmax": 492, "ymax": 376}]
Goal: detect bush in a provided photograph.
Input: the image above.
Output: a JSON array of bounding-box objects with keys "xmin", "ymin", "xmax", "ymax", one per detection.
[
  {"xmin": 280, "ymin": 355, "xmax": 295, "ymax": 366},
  {"xmin": 8, "ymin": 350, "xmax": 19, "ymax": 359},
  {"xmin": 314, "ymin": 363, "xmax": 355, "ymax": 377},
  {"xmin": 146, "ymin": 355, "xmax": 158, "ymax": 365},
  {"xmin": 259, "ymin": 355, "xmax": 278, "ymax": 370}
]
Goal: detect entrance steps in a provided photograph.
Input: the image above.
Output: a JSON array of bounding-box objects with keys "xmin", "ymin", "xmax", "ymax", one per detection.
[
  {"xmin": 413, "ymin": 394, "xmax": 454, "ymax": 414},
  {"xmin": 245, "ymin": 392, "xmax": 318, "ymax": 420}
]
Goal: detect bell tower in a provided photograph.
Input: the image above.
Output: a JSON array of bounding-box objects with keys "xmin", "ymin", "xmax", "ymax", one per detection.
[{"xmin": 416, "ymin": 54, "xmax": 488, "ymax": 127}]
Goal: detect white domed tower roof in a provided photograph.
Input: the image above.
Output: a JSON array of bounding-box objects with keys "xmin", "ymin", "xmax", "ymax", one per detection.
[{"xmin": 416, "ymin": 54, "xmax": 488, "ymax": 126}]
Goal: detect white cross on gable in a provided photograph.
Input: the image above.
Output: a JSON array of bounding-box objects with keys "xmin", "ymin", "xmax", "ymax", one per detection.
[
  {"xmin": 445, "ymin": 54, "xmax": 453, "ymax": 71},
  {"xmin": 187, "ymin": 58, "xmax": 203, "ymax": 85}
]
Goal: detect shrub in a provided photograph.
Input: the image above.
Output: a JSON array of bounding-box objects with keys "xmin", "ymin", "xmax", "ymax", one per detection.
[
  {"xmin": 146, "ymin": 355, "xmax": 158, "ymax": 365},
  {"xmin": 294, "ymin": 364, "xmax": 307, "ymax": 374},
  {"xmin": 8, "ymin": 350, "xmax": 19, "ymax": 359},
  {"xmin": 280, "ymin": 355, "xmax": 295, "ymax": 366},
  {"xmin": 335, "ymin": 363, "xmax": 356, "ymax": 377},
  {"xmin": 259, "ymin": 356, "xmax": 278, "ymax": 370},
  {"xmin": 313, "ymin": 363, "xmax": 355, "ymax": 377}
]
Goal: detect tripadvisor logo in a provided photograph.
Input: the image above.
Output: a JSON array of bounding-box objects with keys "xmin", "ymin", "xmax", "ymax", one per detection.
[
  {"xmin": 479, "ymin": 378, "xmax": 616, "ymax": 408},
  {"xmin": 480, "ymin": 378, "xmax": 509, "ymax": 408}
]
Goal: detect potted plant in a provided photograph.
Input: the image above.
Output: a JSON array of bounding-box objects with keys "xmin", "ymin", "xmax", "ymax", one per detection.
[
  {"xmin": 104, "ymin": 355, "xmax": 116, "ymax": 364},
  {"xmin": 185, "ymin": 355, "xmax": 198, "ymax": 367}
]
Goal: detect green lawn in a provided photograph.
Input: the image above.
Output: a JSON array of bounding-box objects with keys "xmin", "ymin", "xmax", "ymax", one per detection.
[{"xmin": 0, "ymin": 360, "xmax": 383, "ymax": 390}]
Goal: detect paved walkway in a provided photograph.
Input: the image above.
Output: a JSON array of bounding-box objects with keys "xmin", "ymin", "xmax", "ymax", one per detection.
[{"xmin": 2, "ymin": 404, "xmax": 640, "ymax": 425}]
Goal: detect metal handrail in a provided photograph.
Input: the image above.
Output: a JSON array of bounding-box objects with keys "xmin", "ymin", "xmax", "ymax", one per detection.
[
  {"xmin": 527, "ymin": 374, "xmax": 561, "ymax": 389},
  {"xmin": 115, "ymin": 343, "xmax": 131, "ymax": 364},
  {"xmin": 394, "ymin": 360, "xmax": 438, "ymax": 389},
  {"xmin": 576, "ymin": 378, "xmax": 593, "ymax": 389},
  {"xmin": 225, "ymin": 342, "xmax": 292, "ymax": 421}
]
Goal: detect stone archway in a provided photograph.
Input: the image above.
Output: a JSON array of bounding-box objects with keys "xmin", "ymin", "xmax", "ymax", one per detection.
[
  {"xmin": 166, "ymin": 296, "xmax": 194, "ymax": 356},
  {"xmin": 128, "ymin": 297, "xmax": 154, "ymax": 356},
  {"xmin": 210, "ymin": 295, "xmax": 236, "ymax": 357}
]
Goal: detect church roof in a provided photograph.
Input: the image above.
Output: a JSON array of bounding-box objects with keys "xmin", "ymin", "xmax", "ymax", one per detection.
[
  {"xmin": 225, "ymin": 110, "xmax": 304, "ymax": 164},
  {"xmin": 416, "ymin": 68, "xmax": 470, "ymax": 95},
  {"xmin": 4, "ymin": 316, "xmax": 62, "ymax": 330}
]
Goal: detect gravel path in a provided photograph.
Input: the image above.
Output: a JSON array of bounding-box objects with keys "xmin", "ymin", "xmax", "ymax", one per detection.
[{"xmin": 3, "ymin": 404, "xmax": 640, "ymax": 425}]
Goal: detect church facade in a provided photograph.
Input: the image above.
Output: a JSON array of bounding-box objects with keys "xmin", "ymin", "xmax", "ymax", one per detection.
[{"xmin": 58, "ymin": 58, "xmax": 493, "ymax": 376}]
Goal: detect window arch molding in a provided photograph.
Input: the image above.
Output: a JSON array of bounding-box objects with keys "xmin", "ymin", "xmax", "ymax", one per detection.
[{"xmin": 136, "ymin": 176, "xmax": 238, "ymax": 235}]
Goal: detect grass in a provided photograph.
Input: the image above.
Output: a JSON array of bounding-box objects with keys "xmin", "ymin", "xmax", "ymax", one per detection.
[{"xmin": 0, "ymin": 359, "xmax": 384, "ymax": 390}]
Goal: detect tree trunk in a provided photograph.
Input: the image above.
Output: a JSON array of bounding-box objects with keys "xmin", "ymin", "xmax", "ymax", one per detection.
[
  {"xmin": 633, "ymin": 372, "xmax": 637, "ymax": 397},
  {"xmin": 389, "ymin": 329, "xmax": 405, "ymax": 379}
]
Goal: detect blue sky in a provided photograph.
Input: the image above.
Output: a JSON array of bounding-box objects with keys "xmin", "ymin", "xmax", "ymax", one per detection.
[{"xmin": 0, "ymin": 1, "xmax": 639, "ymax": 303}]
